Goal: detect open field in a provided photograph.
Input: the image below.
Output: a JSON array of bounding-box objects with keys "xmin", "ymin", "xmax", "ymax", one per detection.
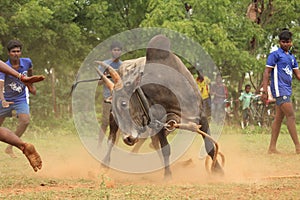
[{"xmin": 0, "ymin": 125, "xmax": 300, "ymax": 199}]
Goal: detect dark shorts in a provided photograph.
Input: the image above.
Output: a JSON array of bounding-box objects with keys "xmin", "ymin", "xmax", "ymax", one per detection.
[
  {"xmin": 0, "ymin": 101, "xmax": 30, "ymax": 117},
  {"xmin": 275, "ymin": 95, "xmax": 291, "ymax": 106}
]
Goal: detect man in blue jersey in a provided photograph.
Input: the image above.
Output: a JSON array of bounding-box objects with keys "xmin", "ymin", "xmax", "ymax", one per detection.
[
  {"xmin": 0, "ymin": 60, "xmax": 42, "ymax": 171},
  {"xmin": 0, "ymin": 40, "xmax": 36, "ymax": 158},
  {"xmin": 98, "ymin": 41, "xmax": 122, "ymax": 145},
  {"xmin": 262, "ymin": 29, "xmax": 300, "ymax": 154}
]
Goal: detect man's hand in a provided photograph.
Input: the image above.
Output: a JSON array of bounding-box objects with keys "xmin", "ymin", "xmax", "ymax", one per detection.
[
  {"xmin": 26, "ymin": 83, "xmax": 37, "ymax": 95},
  {"xmin": 20, "ymin": 75, "xmax": 45, "ymax": 84},
  {"xmin": 1, "ymin": 100, "xmax": 14, "ymax": 108},
  {"xmin": 20, "ymin": 75, "xmax": 44, "ymax": 95},
  {"xmin": 261, "ymin": 92, "xmax": 268, "ymax": 103}
]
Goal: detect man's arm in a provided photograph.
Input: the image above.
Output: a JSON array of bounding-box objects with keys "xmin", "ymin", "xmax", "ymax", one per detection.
[
  {"xmin": 0, "ymin": 60, "xmax": 21, "ymax": 78},
  {"xmin": 293, "ymin": 68, "xmax": 300, "ymax": 81},
  {"xmin": 0, "ymin": 80, "xmax": 5, "ymax": 101},
  {"xmin": 262, "ymin": 68, "xmax": 272, "ymax": 91},
  {"xmin": 238, "ymin": 94, "xmax": 243, "ymax": 101},
  {"xmin": 261, "ymin": 67, "xmax": 272, "ymax": 102},
  {"xmin": 26, "ymin": 67, "xmax": 37, "ymax": 95},
  {"xmin": 27, "ymin": 67, "xmax": 33, "ymax": 77},
  {"xmin": 0, "ymin": 80, "xmax": 14, "ymax": 108}
]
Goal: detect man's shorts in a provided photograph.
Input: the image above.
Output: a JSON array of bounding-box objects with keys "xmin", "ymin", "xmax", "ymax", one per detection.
[
  {"xmin": 275, "ymin": 95, "xmax": 291, "ymax": 106},
  {"xmin": 0, "ymin": 101, "xmax": 30, "ymax": 117}
]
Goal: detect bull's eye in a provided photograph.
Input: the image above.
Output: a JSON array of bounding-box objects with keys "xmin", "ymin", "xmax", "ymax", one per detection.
[
  {"xmin": 125, "ymin": 81, "xmax": 131, "ymax": 87},
  {"xmin": 121, "ymin": 101, "xmax": 127, "ymax": 107}
]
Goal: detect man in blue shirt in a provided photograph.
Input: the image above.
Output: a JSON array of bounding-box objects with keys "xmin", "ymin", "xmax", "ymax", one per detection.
[
  {"xmin": 0, "ymin": 40, "xmax": 36, "ymax": 158},
  {"xmin": 98, "ymin": 41, "xmax": 122, "ymax": 145},
  {"xmin": 0, "ymin": 59, "xmax": 42, "ymax": 171},
  {"xmin": 262, "ymin": 29, "xmax": 300, "ymax": 154}
]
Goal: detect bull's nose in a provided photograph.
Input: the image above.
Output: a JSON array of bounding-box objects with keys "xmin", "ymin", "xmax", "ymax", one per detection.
[{"xmin": 123, "ymin": 135, "xmax": 138, "ymax": 146}]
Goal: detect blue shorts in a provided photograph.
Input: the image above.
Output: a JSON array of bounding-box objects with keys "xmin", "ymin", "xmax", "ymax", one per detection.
[
  {"xmin": 0, "ymin": 101, "xmax": 30, "ymax": 117},
  {"xmin": 275, "ymin": 95, "xmax": 291, "ymax": 106}
]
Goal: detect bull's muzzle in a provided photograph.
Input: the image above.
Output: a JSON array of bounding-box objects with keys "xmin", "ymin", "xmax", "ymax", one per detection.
[{"xmin": 123, "ymin": 135, "xmax": 138, "ymax": 146}]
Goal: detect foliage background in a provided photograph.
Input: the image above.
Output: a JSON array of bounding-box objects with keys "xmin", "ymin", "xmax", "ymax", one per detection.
[{"xmin": 0, "ymin": 0, "xmax": 299, "ymax": 128}]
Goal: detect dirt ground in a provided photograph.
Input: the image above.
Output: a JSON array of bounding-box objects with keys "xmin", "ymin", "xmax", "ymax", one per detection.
[
  {"xmin": 1, "ymin": 132, "xmax": 300, "ymax": 199},
  {"xmin": 36, "ymin": 133, "xmax": 300, "ymax": 184}
]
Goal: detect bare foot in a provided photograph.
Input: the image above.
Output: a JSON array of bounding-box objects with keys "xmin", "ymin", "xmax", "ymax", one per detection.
[
  {"xmin": 22, "ymin": 143, "xmax": 42, "ymax": 172},
  {"xmin": 5, "ymin": 146, "xmax": 17, "ymax": 158},
  {"xmin": 296, "ymin": 149, "xmax": 300, "ymax": 154},
  {"xmin": 268, "ymin": 149, "xmax": 281, "ymax": 154}
]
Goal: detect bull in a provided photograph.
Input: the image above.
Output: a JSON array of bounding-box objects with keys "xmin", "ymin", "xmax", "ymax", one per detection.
[{"xmin": 96, "ymin": 34, "xmax": 224, "ymax": 178}]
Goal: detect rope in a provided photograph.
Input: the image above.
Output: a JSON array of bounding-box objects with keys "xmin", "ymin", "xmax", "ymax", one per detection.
[{"xmin": 167, "ymin": 121, "xmax": 225, "ymax": 172}]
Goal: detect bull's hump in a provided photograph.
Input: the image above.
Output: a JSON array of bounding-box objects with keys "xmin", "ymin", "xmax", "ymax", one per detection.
[
  {"xmin": 147, "ymin": 34, "xmax": 171, "ymax": 52},
  {"xmin": 119, "ymin": 57, "xmax": 146, "ymax": 77},
  {"xmin": 146, "ymin": 35, "xmax": 171, "ymax": 61}
]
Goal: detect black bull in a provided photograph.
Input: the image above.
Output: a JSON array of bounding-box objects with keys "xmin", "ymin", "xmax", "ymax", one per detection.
[{"xmin": 96, "ymin": 35, "xmax": 224, "ymax": 178}]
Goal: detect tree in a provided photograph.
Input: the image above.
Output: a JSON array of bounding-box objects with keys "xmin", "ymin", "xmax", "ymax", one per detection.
[{"xmin": 0, "ymin": 0, "xmax": 299, "ymax": 121}]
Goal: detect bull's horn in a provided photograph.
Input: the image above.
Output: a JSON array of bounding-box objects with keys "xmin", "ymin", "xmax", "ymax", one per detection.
[
  {"xmin": 94, "ymin": 67, "xmax": 114, "ymax": 92},
  {"xmin": 95, "ymin": 61, "xmax": 123, "ymax": 89}
]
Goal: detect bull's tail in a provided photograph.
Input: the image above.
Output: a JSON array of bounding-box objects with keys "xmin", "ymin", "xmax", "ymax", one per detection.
[
  {"xmin": 168, "ymin": 117, "xmax": 225, "ymax": 174},
  {"xmin": 199, "ymin": 116, "xmax": 224, "ymax": 174}
]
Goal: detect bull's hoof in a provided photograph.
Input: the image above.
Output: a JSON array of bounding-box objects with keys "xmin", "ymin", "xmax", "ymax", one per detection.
[
  {"xmin": 164, "ymin": 169, "xmax": 172, "ymax": 180},
  {"xmin": 101, "ymin": 156, "xmax": 110, "ymax": 168},
  {"xmin": 205, "ymin": 152, "xmax": 225, "ymax": 176},
  {"xmin": 211, "ymin": 161, "xmax": 224, "ymax": 176},
  {"xmin": 101, "ymin": 162, "xmax": 110, "ymax": 169}
]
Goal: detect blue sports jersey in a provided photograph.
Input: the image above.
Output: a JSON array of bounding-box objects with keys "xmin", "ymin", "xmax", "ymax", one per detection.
[
  {"xmin": 0, "ymin": 58, "xmax": 32, "ymax": 103},
  {"xmin": 266, "ymin": 48, "xmax": 298, "ymax": 97},
  {"xmin": 98, "ymin": 59, "xmax": 122, "ymax": 99}
]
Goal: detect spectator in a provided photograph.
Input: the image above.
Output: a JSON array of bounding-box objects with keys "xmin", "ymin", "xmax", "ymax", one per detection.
[
  {"xmin": 0, "ymin": 40, "xmax": 36, "ymax": 158},
  {"xmin": 211, "ymin": 73, "xmax": 228, "ymax": 122},
  {"xmin": 195, "ymin": 69, "xmax": 211, "ymax": 121},
  {"xmin": 262, "ymin": 29, "xmax": 300, "ymax": 154},
  {"xmin": 0, "ymin": 59, "xmax": 42, "ymax": 171},
  {"xmin": 239, "ymin": 84, "xmax": 254, "ymax": 129},
  {"xmin": 98, "ymin": 41, "xmax": 123, "ymax": 145}
]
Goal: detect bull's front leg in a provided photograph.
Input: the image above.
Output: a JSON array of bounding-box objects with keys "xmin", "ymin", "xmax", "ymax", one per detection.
[
  {"xmin": 199, "ymin": 116, "xmax": 224, "ymax": 175},
  {"xmin": 102, "ymin": 112, "xmax": 118, "ymax": 167},
  {"xmin": 157, "ymin": 130, "xmax": 172, "ymax": 179}
]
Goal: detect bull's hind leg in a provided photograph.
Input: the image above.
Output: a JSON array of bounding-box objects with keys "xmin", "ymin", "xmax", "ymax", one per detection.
[
  {"xmin": 102, "ymin": 112, "xmax": 118, "ymax": 167},
  {"xmin": 199, "ymin": 116, "xmax": 224, "ymax": 175},
  {"xmin": 157, "ymin": 130, "xmax": 172, "ymax": 179}
]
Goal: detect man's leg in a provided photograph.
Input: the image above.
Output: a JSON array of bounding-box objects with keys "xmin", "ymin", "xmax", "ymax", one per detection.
[
  {"xmin": 0, "ymin": 116, "xmax": 5, "ymax": 126},
  {"xmin": 6, "ymin": 113, "xmax": 30, "ymax": 157},
  {"xmin": 0, "ymin": 127, "xmax": 42, "ymax": 171},
  {"xmin": 268, "ymin": 105, "xmax": 284, "ymax": 154},
  {"xmin": 203, "ymin": 98, "xmax": 211, "ymax": 122},
  {"xmin": 99, "ymin": 102, "xmax": 112, "ymax": 146},
  {"xmin": 0, "ymin": 127, "xmax": 24, "ymax": 148},
  {"xmin": 280, "ymin": 102, "xmax": 300, "ymax": 153}
]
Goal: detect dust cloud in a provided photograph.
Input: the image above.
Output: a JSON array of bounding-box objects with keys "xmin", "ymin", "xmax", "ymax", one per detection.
[{"xmin": 37, "ymin": 134, "xmax": 298, "ymax": 186}]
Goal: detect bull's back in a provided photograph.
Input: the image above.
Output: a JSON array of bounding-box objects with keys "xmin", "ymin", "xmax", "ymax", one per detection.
[{"xmin": 143, "ymin": 54, "xmax": 202, "ymax": 123}]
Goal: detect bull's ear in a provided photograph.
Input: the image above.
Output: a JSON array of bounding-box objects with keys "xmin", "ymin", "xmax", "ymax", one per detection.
[{"xmin": 94, "ymin": 66, "xmax": 114, "ymax": 92}]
